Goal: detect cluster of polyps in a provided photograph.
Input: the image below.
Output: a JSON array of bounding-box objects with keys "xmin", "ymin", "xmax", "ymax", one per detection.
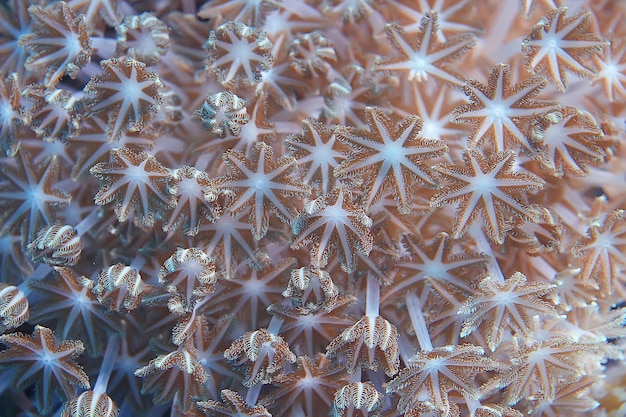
[{"xmin": 0, "ymin": 0, "xmax": 625, "ymax": 416}]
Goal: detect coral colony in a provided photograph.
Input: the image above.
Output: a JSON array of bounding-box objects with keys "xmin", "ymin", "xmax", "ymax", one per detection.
[{"xmin": 1, "ymin": 0, "xmax": 626, "ymax": 416}]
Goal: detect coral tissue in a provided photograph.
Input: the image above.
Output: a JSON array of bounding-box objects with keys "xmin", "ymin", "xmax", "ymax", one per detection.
[{"xmin": 0, "ymin": 0, "xmax": 625, "ymax": 416}]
